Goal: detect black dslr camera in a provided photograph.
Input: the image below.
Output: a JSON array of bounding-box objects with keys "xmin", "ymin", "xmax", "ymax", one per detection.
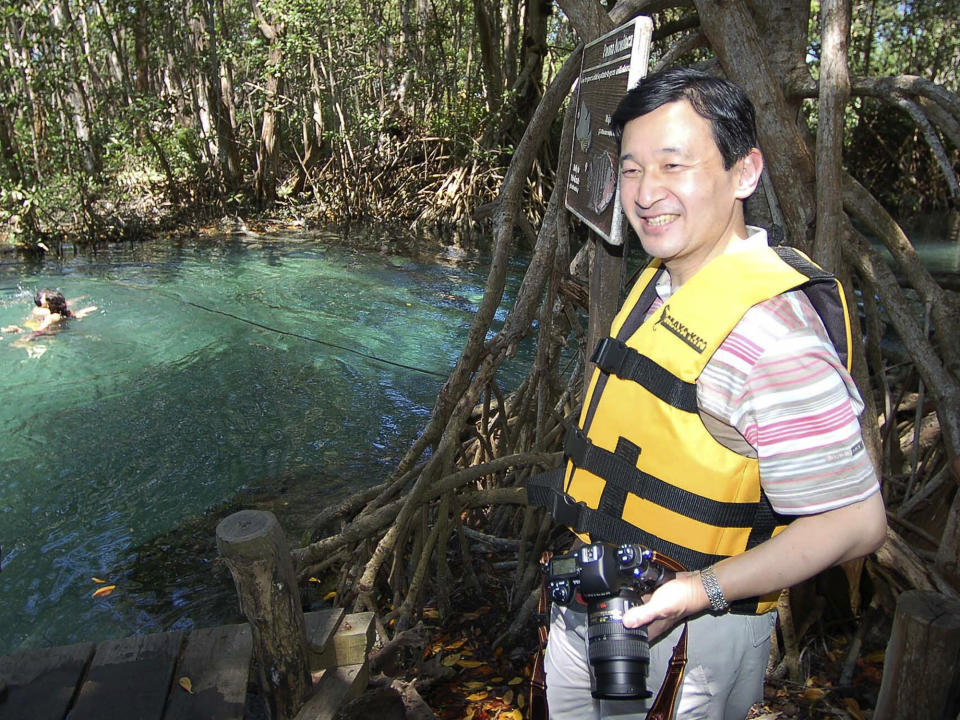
[{"xmin": 546, "ymin": 542, "xmax": 674, "ymax": 700}]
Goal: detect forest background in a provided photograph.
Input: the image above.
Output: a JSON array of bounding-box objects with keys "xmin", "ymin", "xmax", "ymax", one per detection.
[{"xmin": 2, "ymin": 0, "xmax": 960, "ymax": 718}]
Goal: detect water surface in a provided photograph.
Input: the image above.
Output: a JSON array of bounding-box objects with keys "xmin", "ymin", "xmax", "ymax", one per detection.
[{"xmin": 0, "ymin": 227, "xmax": 526, "ymax": 654}]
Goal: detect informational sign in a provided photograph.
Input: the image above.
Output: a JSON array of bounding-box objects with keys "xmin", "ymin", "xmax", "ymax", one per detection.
[{"xmin": 565, "ymin": 17, "xmax": 653, "ymax": 245}]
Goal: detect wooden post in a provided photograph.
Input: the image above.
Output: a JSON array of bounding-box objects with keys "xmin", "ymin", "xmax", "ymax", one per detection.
[
  {"xmin": 217, "ymin": 510, "xmax": 311, "ymax": 720},
  {"xmin": 874, "ymin": 590, "xmax": 960, "ymax": 720}
]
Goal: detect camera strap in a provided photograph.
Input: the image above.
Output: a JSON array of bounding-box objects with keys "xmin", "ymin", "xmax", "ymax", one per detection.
[
  {"xmin": 529, "ymin": 551, "xmax": 553, "ymax": 720},
  {"xmin": 646, "ymin": 551, "xmax": 688, "ymax": 720},
  {"xmin": 646, "ymin": 624, "xmax": 688, "ymax": 720}
]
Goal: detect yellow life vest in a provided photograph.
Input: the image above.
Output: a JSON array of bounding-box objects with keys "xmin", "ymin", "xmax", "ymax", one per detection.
[{"xmin": 529, "ymin": 245, "xmax": 852, "ymax": 614}]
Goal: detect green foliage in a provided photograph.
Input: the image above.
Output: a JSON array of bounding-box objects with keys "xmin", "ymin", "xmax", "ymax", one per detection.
[
  {"xmin": 806, "ymin": 0, "xmax": 959, "ymax": 220},
  {"xmin": 0, "ymin": 0, "xmax": 956, "ymax": 240}
]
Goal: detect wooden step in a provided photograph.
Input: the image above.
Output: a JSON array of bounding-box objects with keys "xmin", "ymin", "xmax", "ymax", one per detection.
[{"xmin": 0, "ymin": 608, "xmax": 370, "ymax": 720}]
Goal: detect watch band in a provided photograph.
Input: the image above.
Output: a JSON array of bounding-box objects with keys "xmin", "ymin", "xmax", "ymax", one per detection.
[{"xmin": 700, "ymin": 566, "xmax": 730, "ymax": 613}]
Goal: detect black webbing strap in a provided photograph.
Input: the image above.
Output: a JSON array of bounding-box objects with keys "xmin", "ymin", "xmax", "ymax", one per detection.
[
  {"xmin": 772, "ymin": 245, "xmax": 833, "ymax": 281},
  {"xmin": 745, "ymin": 490, "xmax": 789, "ymax": 551},
  {"xmin": 772, "ymin": 245, "xmax": 850, "ymax": 369},
  {"xmin": 564, "ymin": 426, "xmax": 760, "ymax": 529},
  {"xmin": 590, "ymin": 337, "xmax": 698, "ymax": 413},
  {"xmin": 526, "ymin": 468, "xmax": 727, "ymax": 570},
  {"xmin": 526, "ymin": 470, "xmax": 779, "ymax": 614}
]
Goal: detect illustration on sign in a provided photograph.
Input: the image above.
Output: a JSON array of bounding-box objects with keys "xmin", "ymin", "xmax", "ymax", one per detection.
[{"xmin": 565, "ymin": 17, "xmax": 653, "ymax": 245}]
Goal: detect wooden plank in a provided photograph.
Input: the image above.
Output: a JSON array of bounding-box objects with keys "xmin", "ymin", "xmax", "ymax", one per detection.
[
  {"xmin": 163, "ymin": 623, "xmax": 253, "ymax": 720},
  {"xmin": 293, "ymin": 664, "xmax": 369, "ymax": 720},
  {"xmin": 303, "ymin": 609, "xmax": 344, "ymax": 668},
  {"xmin": 70, "ymin": 631, "xmax": 183, "ymax": 720},
  {"xmin": 0, "ymin": 642, "xmax": 94, "ymax": 720},
  {"xmin": 311, "ymin": 612, "xmax": 375, "ymax": 670}
]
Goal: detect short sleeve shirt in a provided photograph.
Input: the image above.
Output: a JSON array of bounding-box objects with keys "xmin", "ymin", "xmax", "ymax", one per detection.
[{"xmin": 647, "ymin": 229, "xmax": 880, "ymax": 515}]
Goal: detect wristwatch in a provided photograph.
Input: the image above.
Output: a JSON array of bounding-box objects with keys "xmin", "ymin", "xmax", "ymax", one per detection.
[{"xmin": 700, "ymin": 566, "xmax": 730, "ymax": 613}]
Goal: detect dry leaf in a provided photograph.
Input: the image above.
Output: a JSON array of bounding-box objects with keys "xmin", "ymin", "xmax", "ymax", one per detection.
[
  {"xmin": 862, "ymin": 650, "xmax": 885, "ymax": 663},
  {"xmin": 178, "ymin": 677, "xmax": 194, "ymax": 694},
  {"xmin": 457, "ymin": 660, "xmax": 484, "ymax": 668},
  {"xmin": 518, "ymin": 693, "xmax": 526, "ymax": 709},
  {"xmin": 91, "ymin": 577, "xmax": 107, "ymax": 584},
  {"xmin": 466, "ymin": 691, "xmax": 488, "ymax": 701},
  {"xmin": 441, "ymin": 653, "xmax": 461, "ymax": 667},
  {"xmin": 507, "ymin": 676, "xmax": 524, "ymax": 686},
  {"xmin": 464, "ymin": 681, "xmax": 486, "ymax": 689},
  {"xmin": 503, "ymin": 688, "xmax": 514, "ymax": 705},
  {"xmin": 322, "ymin": 591, "xmax": 336, "ymax": 601},
  {"xmin": 802, "ymin": 688, "xmax": 826, "ymax": 702},
  {"xmin": 445, "ymin": 638, "xmax": 467, "ymax": 651},
  {"xmin": 499, "ymin": 710, "xmax": 523, "ymax": 720},
  {"xmin": 92, "ymin": 585, "xmax": 116, "ymax": 598},
  {"xmin": 843, "ymin": 697, "xmax": 865, "ymax": 720},
  {"xmin": 308, "ymin": 576, "xmax": 321, "ymax": 583}
]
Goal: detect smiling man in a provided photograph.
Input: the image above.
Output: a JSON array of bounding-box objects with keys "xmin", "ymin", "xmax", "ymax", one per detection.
[{"xmin": 535, "ymin": 67, "xmax": 886, "ymax": 719}]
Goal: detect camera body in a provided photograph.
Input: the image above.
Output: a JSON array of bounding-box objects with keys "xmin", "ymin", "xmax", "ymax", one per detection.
[{"xmin": 546, "ymin": 542, "xmax": 673, "ymax": 700}]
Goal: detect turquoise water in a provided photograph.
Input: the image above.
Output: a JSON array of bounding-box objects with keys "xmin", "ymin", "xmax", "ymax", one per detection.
[
  {"xmin": 917, "ymin": 240, "xmax": 960, "ymax": 273},
  {"xmin": 0, "ymin": 228, "xmax": 527, "ymax": 654}
]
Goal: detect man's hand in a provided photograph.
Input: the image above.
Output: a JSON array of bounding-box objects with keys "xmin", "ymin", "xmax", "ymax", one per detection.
[
  {"xmin": 620, "ymin": 492, "xmax": 887, "ymax": 639},
  {"xmin": 622, "ymin": 571, "xmax": 707, "ymax": 640}
]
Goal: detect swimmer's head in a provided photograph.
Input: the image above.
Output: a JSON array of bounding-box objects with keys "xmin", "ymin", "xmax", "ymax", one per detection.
[{"xmin": 35, "ymin": 289, "xmax": 70, "ymax": 316}]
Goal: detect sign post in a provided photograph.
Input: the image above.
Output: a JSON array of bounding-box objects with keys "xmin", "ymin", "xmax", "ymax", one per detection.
[{"xmin": 565, "ymin": 17, "xmax": 653, "ymax": 245}]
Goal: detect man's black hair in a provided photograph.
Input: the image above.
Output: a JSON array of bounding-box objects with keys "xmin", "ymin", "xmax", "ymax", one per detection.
[{"xmin": 610, "ymin": 67, "xmax": 758, "ymax": 170}]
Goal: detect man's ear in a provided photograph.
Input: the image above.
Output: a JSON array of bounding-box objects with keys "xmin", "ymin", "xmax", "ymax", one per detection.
[{"xmin": 734, "ymin": 148, "xmax": 764, "ymax": 199}]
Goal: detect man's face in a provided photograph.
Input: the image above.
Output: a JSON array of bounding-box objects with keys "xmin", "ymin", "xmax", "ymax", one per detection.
[{"xmin": 618, "ymin": 99, "xmax": 761, "ymax": 286}]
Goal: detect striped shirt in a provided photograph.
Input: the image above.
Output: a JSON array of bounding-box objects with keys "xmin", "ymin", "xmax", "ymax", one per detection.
[{"xmin": 648, "ymin": 230, "xmax": 880, "ymax": 515}]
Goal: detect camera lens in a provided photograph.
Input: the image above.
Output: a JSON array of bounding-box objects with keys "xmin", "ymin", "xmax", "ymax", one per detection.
[{"xmin": 586, "ymin": 594, "xmax": 651, "ymax": 699}]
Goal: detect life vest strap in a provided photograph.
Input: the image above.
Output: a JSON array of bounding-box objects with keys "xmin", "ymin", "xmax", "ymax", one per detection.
[
  {"xmin": 526, "ymin": 468, "xmax": 726, "ymax": 569},
  {"xmin": 772, "ymin": 245, "xmax": 833, "ymax": 281},
  {"xmin": 564, "ymin": 426, "xmax": 761, "ymax": 529},
  {"xmin": 591, "ymin": 337, "xmax": 698, "ymax": 413},
  {"xmin": 772, "ymin": 246, "xmax": 851, "ymax": 370},
  {"xmin": 525, "ymin": 469, "xmax": 772, "ymax": 614}
]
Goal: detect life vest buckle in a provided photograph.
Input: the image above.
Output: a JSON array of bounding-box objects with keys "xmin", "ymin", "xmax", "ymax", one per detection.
[
  {"xmin": 590, "ymin": 336, "xmax": 627, "ymax": 374},
  {"xmin": 564, "ymin": 425, "xmax": 589, "ymax": 466},
  {"xmin": 550, "ymin": 489, "xmax": 587, "ymax": 529}
]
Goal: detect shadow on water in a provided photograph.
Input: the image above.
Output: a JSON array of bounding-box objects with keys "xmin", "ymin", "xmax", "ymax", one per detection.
[{"xmin": 0, "ymin": 225, "xmax": 530, "ymax": 654}]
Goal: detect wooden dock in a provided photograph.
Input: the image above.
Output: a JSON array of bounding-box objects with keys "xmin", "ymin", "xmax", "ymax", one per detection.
[{"xmin": 0, "ymin": 607, "xmax": 374, "ymax": 720}]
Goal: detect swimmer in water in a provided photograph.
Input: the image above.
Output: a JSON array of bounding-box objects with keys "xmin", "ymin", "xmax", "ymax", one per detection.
[{"xmin": 1, "ymin": 289, "xmax": 97, "ymax": 347}]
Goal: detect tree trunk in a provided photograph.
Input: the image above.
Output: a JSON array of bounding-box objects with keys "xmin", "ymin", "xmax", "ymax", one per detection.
[
  {"xmin": 745, "ymin": 0, "xmax": 811, "ymax": 94},
  {"xmin": 251, "ymin": 0, "xmax": 283, "ymax": 206},
  {"xmin": 516, "ymin": 0, "xmax": 549, "ymax": 125},
  {"xmin": 473, "ymin": 0, "xmax": 502, "ymax": 116},
  {"xmin": 133, "ymin": 0, "xmax": 150, "ymax": 95},
  {"xmin": 812, "ymin": 0, "xmax": 850, "ymax": 273},
  {"xmin": 874, "ymin": 590, "xmax": 960, "ymax": 720},
  {"xmin": 200, "ymin": 0, "xmax": 242, "ymax": 191},
  {"xmin": 52, "ymin": 0, "xmax": 99, "ymax": 178},
  {"xmin": 694, "ymin": 0, "xmax": 816, "ymax": 251},
  {"xmin": 0, "ymin": 101, "xmax": 23, "ymax": 185}
]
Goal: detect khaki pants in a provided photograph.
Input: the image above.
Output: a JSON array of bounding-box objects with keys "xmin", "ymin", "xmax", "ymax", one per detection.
[{"xmin": 544, "ymin": 603, "xmax": 775, "ymax": 719}]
